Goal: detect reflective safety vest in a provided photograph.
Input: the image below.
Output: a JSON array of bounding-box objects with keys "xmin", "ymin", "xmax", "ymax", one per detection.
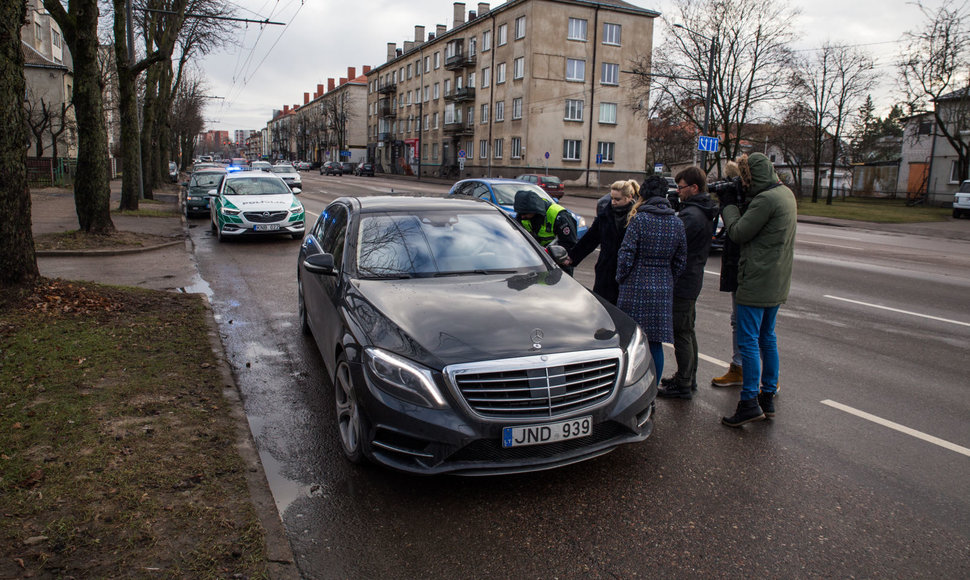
[{"xmin": 523, "ymin": 203, "xmax": 567, "ymax": 246}]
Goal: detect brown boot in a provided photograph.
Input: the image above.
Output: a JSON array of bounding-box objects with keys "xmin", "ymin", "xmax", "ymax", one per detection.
[{"xmin": 712, "ymin": 363, "xmax": 743, "ymax": 387}]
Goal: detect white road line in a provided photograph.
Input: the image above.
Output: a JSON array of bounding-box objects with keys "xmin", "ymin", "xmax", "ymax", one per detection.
[
  {"xmin": 798, "ymin": 240, "xmax": 865, "ymax": 251},
  {"xmin": 825, "ymin": 295, "xmax": 970, "ymax": 328},
  {"xmin": 821, "ymin": 399, "xmax": 970, "ymax": 458},
  {"xmin": 662, "ymin": 343, "xmax": 728, "ymax": 367}
]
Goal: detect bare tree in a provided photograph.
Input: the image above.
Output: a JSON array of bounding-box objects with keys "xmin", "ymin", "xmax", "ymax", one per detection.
[
  {"xmin": 170, "ymin": 70, "xmax": 206, "ymax": 168},
  {"xmin": 823, "ymin": 46, "xmax": 875, "ymax": 204},
  {"xmin": 631, "ymin": 0, "xmax": 798, "ymax": 175},
  {"xmin": 24, "ymin": 95, "xmax": 53, "ymax": 158},
  {"xmin": 899, "ymin": 0, "xmax": 970, "ymax": 185},
  {"xmin": 769, "ymin": 102, "xmax": 816, "ymax": 196},
  {"xmin": 1, "ymin": 0, "xmax": 39, "ymax": 286},
  {"xmin": 644, "ymin": 96, "xmax": 697, "ymax": 171}
]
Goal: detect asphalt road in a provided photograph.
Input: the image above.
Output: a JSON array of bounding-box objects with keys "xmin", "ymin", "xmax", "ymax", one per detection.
[{"xmin": 189, "ymin": 171, "xmax": 970, "ymax": 578}]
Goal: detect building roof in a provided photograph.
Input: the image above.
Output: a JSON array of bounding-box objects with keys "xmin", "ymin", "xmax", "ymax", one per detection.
[{"xmin": 22, "ymin": 40, "xmax": 69, "ymax": 71}]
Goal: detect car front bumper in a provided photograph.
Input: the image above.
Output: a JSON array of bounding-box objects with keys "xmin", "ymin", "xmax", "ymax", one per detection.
[{"xmin": 349, "ymin": 359, "xmax": 657, "ymax": 476}]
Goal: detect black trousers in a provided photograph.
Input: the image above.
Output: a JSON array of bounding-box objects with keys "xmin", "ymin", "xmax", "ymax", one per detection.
[{"xmin": 672, "ymin": 297, "xmax": 698, "ymax": 386}]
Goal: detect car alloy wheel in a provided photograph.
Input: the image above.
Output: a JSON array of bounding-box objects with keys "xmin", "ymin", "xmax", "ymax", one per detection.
[{"xmin": 334, "ymin": 355, "xmax": 366, "ymax": 464}]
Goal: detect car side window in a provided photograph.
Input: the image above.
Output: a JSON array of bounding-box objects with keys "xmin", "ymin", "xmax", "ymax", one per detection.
[
  {"xmin": 471, "ymin": 183, "xmax": 490, "ymax": 200},
  {"xmin": 319, "ymin": 205, "xmax": 349, "ymax": 269}
]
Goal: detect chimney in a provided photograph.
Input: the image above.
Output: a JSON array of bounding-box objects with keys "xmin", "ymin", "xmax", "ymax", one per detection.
[
  {"xmin": 469, "ymin": 10, "xmax": 476, "ymax": 20},
  {"xmin": 328, "ymin": 78, "xmax": 336, "ymax": 91},
  {"xmin": 429, "ymin": 32, "xmax": 435, "ymax": 41},
  {"xmin": 304, "ymin": 92, "xmax": 310, "ymax": 105},
  {"xmin": 317, "ymin": 83, "xmax": 325, "ymax": 95},
  {"xmin": 478, "ymin": 2, "xmax": 489, "ymax": 16},
  {"xmin": 347, "ymin": 66, "xmax": 356, "ymax": 79},
  {"xmin": 283, "ymin": 105, "xmax": 289, "ymax": 114},
  {"xmin": 453, "ymin": 2, "xmax": 465, "ymax": 28},
  {"xmin": 396, "ymin": 48, "xmax": 403, "ymax": 57},
  {"xmin": 387, "ymin": 42, "xmax": 397, "ymax": 62},
  {"xmin": 404, "ymin": 41, "xmax": 415, "ymax": 53},
  {"xmin": 436, "ymin": 24, "xmax": 446, "ymax": 37},
  {"xmin": 339, "ymin": 77, "xmax": 348, "ymax": 85},
  {"xmin": 363, "ymin": 65, "xmax": 372, "ymax": 74},
  {"xmin": 415, "ymin": 25, "xmax": 425, "ymax": 43}
]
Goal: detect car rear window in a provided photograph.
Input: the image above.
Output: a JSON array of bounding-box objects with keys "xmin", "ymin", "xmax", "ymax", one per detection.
[
  {"xmin": 540, "ymin": 176, "xmax": 562, "ymax": 186},
  {"xmin": 960, "ymin": 181, "xmax": 970, "ymax": 193}
]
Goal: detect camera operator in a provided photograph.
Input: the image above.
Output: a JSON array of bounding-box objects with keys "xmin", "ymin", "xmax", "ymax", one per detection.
[
  {"xmin": 708, "ymin": 162, "xmax": 744, "ymax": 389},
  {"xmin": 716, "ymin": 153, "xmax": 797, "ymax": 428}
]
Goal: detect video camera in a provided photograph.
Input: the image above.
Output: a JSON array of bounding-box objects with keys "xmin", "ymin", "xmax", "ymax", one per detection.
[{"xmin": 709, "ymin": 176, "xmax": 746, "ymax": 206}]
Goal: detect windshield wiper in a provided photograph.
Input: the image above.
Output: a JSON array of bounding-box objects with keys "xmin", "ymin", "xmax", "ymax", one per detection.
[{"xmin": 433, "ymin": 269, "xmax": 519, "ymax": 277}]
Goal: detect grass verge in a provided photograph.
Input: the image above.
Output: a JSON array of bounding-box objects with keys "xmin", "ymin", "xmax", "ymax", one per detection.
[
  {"xmin": 0, "ymin": 279, "xmax": 268, "ymax": 578},
  {"xmin": 795, "ymin": 196, "xmax": 951, "ymax": 223}
]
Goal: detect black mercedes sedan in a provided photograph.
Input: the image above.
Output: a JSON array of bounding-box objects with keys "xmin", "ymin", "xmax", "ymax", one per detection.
[{"xmin": 297, "ymin": 195, "xmax": 657, "ymax": 475}]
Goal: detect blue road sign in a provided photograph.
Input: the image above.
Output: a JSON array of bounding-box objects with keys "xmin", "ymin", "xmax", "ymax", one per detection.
[
  {"xmin": 545, "ymin": 152, "xmax": 550, "ymax": 159},
  {"xmin": 596, "ymin": 154, "xmax": 603, "ymax": 165},
  {"xmin": 458, "ymin": 149, "xmax": 466, "ymax": 158},
  {"xmin": 698, "ymin": 136, "xmax": 720, "ymax": 153}
]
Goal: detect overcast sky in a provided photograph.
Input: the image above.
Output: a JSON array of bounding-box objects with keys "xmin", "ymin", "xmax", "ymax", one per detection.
[{"xmin": 199, "ymin": 0, "xmax": 932, "ymax": 133}]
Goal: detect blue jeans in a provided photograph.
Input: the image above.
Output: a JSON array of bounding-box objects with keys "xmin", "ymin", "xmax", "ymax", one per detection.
[
  {"xmin": 649, "ymin": 341, "xmax": 664, "ymax": 385},
  {"xmin": 730, "ymin": 294, "xmax": 742, "ymax": 367},
  {"xmin": 735, "ymin": 304, "xmax": 780, "ymax": 401}
]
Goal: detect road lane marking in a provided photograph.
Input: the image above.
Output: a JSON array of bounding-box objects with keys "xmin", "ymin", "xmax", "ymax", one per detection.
[
  {"xmin": 798, "ymin": 240, "xmax": 865, "ymax": 251},
  {"xmin": 825, "ymin": 295, "xmax": 970, "ymax": 328},
  {"xmin": 821, "ymin": 399, "xmax": 970, "ymax": 457}
]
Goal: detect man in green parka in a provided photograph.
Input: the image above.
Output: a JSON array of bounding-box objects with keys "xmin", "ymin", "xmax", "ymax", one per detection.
[{"xmin": 716, "ymin": 153, "xmax": 797, "ymax": 427}]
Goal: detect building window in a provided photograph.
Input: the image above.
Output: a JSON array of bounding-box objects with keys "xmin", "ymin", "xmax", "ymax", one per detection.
[
  {"xmin": 601, "ymin": 63, "xmax": 619, "ymax": 85},
  {"xmin": 480, "ymin": 139, "xmax": 489, "ymax": 159},
  {"xmin": 468, "ymin": 71, "xmax": 476, "ymax": 87},
  {"xmin": 568, "ymin": 18, "xmax": 587, "ymax": 41},
  {"xmin": 481, "ymin": 103, "xmax": 489, "ymax": 123},
  {"xmin": 494, "ymin": 138, "xmax": 504, "ymax": 159},
  {"xmin": 416, "ymin": 59, "xmax": 421, "ymax": 75},
  {"xmin": 434, "ymin": 52, "xmax": 440, "ymax": 69},
  {"xmin": 597, "ymin": 141, "xmax": 615, "ymax": 163},
  {"xmin": 425, "ymin": 55, "xmax": 431, "ymax": 72},
  {"xmin": 496, "ymin": 62, "xmax": 506, "ymax": 84},
  {"xmin": 423, "ymin": 143, "xmax": 428, "ymax": 159},
  {"xmin": 407, "ymin": 64, "xmax": 412, "ymax": 79},
  {"xmin": 482, "ymin": 66, "xmax": 491, "ymax": 88},
  {"xmin": 515, "ymin": 16, "xmax": 526, "ymax": 39},
  {"xmin": 513, "ymin": 57, "xmax": 524, "ymax": 80},
  {"xmin": 603, "ymin": 23, "xmax": 621, "ymax": 45},
  {"xmin": 512, "ymin": 97, "xmax": 523, "ymax": 120},
  {"xmin": 495, "ymin": 101, "xmax": 505, "ymax": 122},
  {"xmin": 599, "ymin": 102, "xmax": 617, "ymax": 124},
  {"xmin": 565, "ymin": 99, "xmax": 584, "ymax": 121},
  {"xmin": 498, "ymin": 23, "xmax": 508, "ymax": 46},
  {"xmin": 482, "ymin": 30, "xmax": 492, "ymax": 51},
  {"xmin": 424, "ymin": 114, "xmax": 430, "ymax": 131},
  {"xmin": 511, "ymin": 137, "xmax": 522, "ymax": 158},
  {"xmin": 424, "ymin": 85, "xmax": 430, "ymax": 101},
  {"xmin": 433, "ymin": 143, "xmax": 439, "ymax": 160},
  {"xmin": 468, "ymin": 106, "xmax": 474, "ymax": 125},
  {"xmin": 433, "ymin": 112, "xmax": 439, "ymax": 128},
  {"xmin": 566, "ymin": 59, "xmax": 585, "ymax": 82},
  {"xmin": 52, "ymin": 30, "xmax": 61, "ymax": 48},
  {"xmin": 444, "ymin": 78, "xmax": 451, "ymax": 96},
  {"xmin": 951, "ymin": 160, "xmax": 964, "ymax": 183},
  {"xmin": 563, "ymin": 139, "xmax": 582, "ymax": 161}
]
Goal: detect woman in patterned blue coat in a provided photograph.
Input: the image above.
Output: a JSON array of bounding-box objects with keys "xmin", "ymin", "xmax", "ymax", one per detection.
[{"xmin": 616, "ymin": 176, "xmax": 688, "ymax": 381}]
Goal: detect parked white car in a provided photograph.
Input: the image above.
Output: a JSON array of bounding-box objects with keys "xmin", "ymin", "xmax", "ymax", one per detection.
[
  {"xmin": 208, "ymin": 170, "xmax": 305, "ymax": 242},
  {"xmin": 270, "ymin": 164, "xmax": 302, "ymax": 190},
  {"xmin": 954, "ymin": 180, "xmax": 970, "ymax": 218}
]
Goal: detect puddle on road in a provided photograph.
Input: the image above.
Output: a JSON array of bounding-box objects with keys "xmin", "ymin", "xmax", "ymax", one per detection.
[
  {"xmin": 247, "ymin": 415, "xmax": 322, "ymax": 515},
  {"xmin": 177, "ymin": 273, "xmax": 214, "ymax": 300}
]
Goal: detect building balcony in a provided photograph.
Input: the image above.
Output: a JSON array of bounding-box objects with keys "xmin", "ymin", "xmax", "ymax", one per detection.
[
  {"xmin": 443, "ymin": 122, "xmax": 475, "ymax": 137},
  {"xmin": 445, "ymin": 87, "xmax": 476, "ymax": 103},
  {"xmin": 378, "ymin": 104, "xmax": 397, "ymax": 118},
  {"xmin": 379, "ymin": 132, "xmax": 393, "ymax": 142},
  {"xmin": 377, "ymin": 82, "xmax": 397, "ymax": 94},
  {"xmin": 444, "ymin": 52, "xmax": 477, "ymax": 70}
]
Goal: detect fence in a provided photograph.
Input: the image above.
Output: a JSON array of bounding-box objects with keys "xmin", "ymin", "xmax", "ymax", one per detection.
[{"xmin": 26, "ymin": 157, "xmax": 101, "ymax": 187}]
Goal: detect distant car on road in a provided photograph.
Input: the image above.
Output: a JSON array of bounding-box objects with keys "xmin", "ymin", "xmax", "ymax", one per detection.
[
  {"xmin": 448, "ymin": 178, "xmax": 588, "ymax": 239},
  {"xmin": 169, "ymin": 161, "xmax": 179, "ymax": 183},
  {"xmin": 515, "ymin": 174, "xmax": 565, "ymax": 199},
  {"xmin": 321, "ymin": 161, "xmax": 343, "ymax": 176},
  {"xmin": 270, "ymin": 163, "xmax": 303, "ymax": 190},
  {"xmin": 295, "ymin": 161, "xmax": 311, "ymax": 171},
  {"xmin": 954, "ymin": 180, "xmax": 970, "ymax": 218},
  {"xmin": 339, "ymin": 161, "xmax": 356, "ymax": 174},
  {"xmin": 250, "ymin": 160, "xmax": 273, "ymax": 172},
  {"xmin": 297, "ymin": 195, "xmax": 657, "ymax": 475},
  {"xmin": 354, "ymin": 162, "xmax": 375, "ymax": 176},
  {"xmin": 182, "ymin": 167, "xmax": 225, "ymax": 218}
]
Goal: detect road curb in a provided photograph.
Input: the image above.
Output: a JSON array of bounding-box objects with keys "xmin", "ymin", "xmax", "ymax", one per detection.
[{"xmin": 35, "ymin": 238, "xmax": 185, "ymax": 257}]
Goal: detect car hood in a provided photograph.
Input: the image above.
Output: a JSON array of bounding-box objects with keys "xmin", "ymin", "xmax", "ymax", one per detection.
[
  {"xmin": 223, "ymin": 194, "xmax": 295, "ymax": 211},
  {"xmin": 348, "ymin": 271, "xmax": 629, "ymax": 368}
]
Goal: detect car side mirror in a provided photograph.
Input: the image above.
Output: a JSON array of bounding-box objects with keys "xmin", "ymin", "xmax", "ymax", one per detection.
[
  {"xmin": 546, "ymin": 244, "xmax": 569, "ymax": 266},
  {"xmin": 206, "ymin": 189, "xmax": 218, "ymax": 197},
  {"xmin": 303, "ymin": 253, "xmax": 336, "ymax": 276},
  {"xmin": 291, "ymin": 187, "xmax": 302, "ymax": 195}
]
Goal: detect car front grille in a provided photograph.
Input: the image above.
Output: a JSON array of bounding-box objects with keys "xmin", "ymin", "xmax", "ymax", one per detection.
[
  {"xmin": 243, "ymin": 211, "xmax": 288, "ymax": 223},
  {"xmin": 446, "ymin": 350, "xmax": 621, "ymax": 420}
]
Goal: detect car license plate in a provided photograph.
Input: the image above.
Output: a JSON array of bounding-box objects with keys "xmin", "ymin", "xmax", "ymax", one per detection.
[
  {"xmin": 502, "ymin": 416, "xmax": 592, "ymax": 448},
  {"xmin": 253, "ymin": 224, "xmax": 280, "ymax": 231}
]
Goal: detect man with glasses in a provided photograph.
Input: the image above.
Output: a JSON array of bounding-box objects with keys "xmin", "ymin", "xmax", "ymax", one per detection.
[{"xmin": 657, "ymin": 166, "xmax": 716, "ymax": 399}]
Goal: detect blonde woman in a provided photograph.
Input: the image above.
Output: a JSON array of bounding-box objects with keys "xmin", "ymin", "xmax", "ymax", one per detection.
[{"xmin": 567, "ymin": 179, "xmax": 639, "ymax": 304}]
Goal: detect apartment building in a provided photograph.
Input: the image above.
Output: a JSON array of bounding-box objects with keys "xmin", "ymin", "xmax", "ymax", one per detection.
[{"xmin": 365, "ymin": 0, "xmax": 658, "ymax": 186}]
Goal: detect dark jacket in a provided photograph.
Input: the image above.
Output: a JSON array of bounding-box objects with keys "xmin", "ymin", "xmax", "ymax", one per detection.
[
  {"xmin": 513, "ymin": 189, "xmax": 579, "ymax": 252},
  {"xmin": 721, "ymin": 153, "xmax": 798, "ymax": 307},
  {"xmin": 673, "ymin": 193, "xmax": 716, "ymax": 300},
  {"xmin": 568, "ymin": 194, "xmax": 629, "ymax": 304},
  {"xmin": 616, "ymin": 196, "xmax": 688, "ymax": 343}
]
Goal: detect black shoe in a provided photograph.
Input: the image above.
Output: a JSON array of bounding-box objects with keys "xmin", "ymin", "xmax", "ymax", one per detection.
[
  {"xmin": 721, "ymin": 398, "xmax": 765, "ymax": 427},
  {"xmin": 660, "ymin": 376, "xmax": 677, "ymax": 387},
  {"xmin": 691, "ymin": 382, "xmax": 699, "ymax": 392},
  {"xmin": 758, "ymin": 392, "xmax": 775, "ymax": 418},
  {"xmin": 657, "ymin": 383, "xmax": 693, "ymax": 399}
]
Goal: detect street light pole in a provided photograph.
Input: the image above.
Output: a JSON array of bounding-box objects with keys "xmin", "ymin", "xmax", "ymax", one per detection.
[{"xmin": 674, "ymin": 23, "xmax": 715, "ymax": 171}]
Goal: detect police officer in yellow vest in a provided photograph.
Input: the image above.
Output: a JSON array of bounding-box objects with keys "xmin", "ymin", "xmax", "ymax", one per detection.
[
  {"xmin": 513, "ymin": 189, "xmax": 579, "ymax": 249},
  {"xmin": 513, "ymin": 189, "xmax": 579, "ymax": 272}
]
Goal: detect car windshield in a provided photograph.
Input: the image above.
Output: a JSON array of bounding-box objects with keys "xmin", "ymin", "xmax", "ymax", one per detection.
[
  {"xmin": 490, "ymin": 183, "xmax": 553, "ymax": 206},
  {"xmin": 271, "ymin": 165, "xmax": 296, "ymax": 173},
  {"xmin": 540, "ymin": 176, "xmax": 562, "ymax": 185},
  {"xmin": 222, "ymin": 177, "xmax": 291, "ymax": 195},
  {"xmin": 960, "ymin": 181, "xmax": 970, "ymax": 193},
  {"xmin": 189, "ymin": 172, "xmax": 223, "ymax": 188},
  {"xmin": 356, "ymin": 211, "xmax": 546, "ymax": 279}
]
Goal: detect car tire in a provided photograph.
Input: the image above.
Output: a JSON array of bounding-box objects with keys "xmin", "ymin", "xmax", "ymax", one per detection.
[
  {"xmin": 955, "ymin": 209, "xmax": 963, "ymax": 219},
  {"xmin": 334, "ymin": 353, "xmax": 367, "ymax": 464},
  {"xmin": 297, "ymin": 274, "xmax": 312, "ymax": 336}
]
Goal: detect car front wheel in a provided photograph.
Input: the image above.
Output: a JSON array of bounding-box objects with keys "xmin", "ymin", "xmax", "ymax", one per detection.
[{"xmin": 334, "ymin": 354, "xmax": 367, "ymax": 464}]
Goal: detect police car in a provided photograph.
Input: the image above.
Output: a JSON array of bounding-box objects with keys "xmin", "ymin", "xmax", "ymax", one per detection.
[{"xmin": 208, "ymin": 170, "xmax": 305, "ymax": 241}]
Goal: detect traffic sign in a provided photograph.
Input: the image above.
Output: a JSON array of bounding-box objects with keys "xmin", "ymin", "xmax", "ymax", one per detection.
[
  {"xmin": 698, "ymin": 136, "xmax": 720, "ymax": 153},
  {"xmin": 458, "ymin": 149, "xmax": 466, "ymax": 159},
  {"xmin": 654, "ymin": 163, "xmax": 664, "ymax": 173},
  {"xmin": 596, "ymin": 154, "xmax": 603, "ymax": 165},
  {"xmin": 545, "ymin": 152, "xmax": 550, "ymax": 159}
]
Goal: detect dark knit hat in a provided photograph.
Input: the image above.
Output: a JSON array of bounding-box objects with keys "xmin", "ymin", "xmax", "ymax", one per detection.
[{"xmin": 640, "ymin": 175, "xmax": 669, "ymax": 200}]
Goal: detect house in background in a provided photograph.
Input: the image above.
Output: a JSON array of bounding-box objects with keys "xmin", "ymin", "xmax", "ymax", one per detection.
[{"xmin": 898, "ymin": 90, "xmax": 970, "ymax": 206}]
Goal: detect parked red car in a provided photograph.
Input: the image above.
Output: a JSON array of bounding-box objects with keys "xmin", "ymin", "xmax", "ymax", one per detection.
[{"xmin": 515, "ymin": 174, "xmax": 566, "ymax": 199}]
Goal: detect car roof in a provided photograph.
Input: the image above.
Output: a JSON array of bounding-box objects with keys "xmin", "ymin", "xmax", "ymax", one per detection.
[
  {"xmin": 191, "ymin": 168, "xmax": 226, "ymax": 174},
  {"xmin": 338, "ymin": 195, "xmax": 494, "ymax": 214},
  {"xmin": 225, "ymin": 170, "xmax": 282, "ymax": 179},
  {"xmin": 459, "ymin": 178, "xmax": 536, "ymax": 185}
]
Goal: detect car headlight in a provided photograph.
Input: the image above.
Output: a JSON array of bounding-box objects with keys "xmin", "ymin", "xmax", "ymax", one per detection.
[
  {"xmin": 365, "ymin": 348, "xmax": 447, "ymax": 408},
  {"xmin": 221, "ymin": 207, "xmax": 240, "ymax": 216},
  {"xmin": 624, "ymin": 326, "xmax": 652, "ymax": 386},
  {"xmin": 290, "ymin": 204, "xmax": 304, "ymax": 215}
]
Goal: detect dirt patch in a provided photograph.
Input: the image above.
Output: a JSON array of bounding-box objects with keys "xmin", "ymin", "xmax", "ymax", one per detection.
[{"xmin": 33, "ymin": 230, "xmax": 180, "ymax": 251}]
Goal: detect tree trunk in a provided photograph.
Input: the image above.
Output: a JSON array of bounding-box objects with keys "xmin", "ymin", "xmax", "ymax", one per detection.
[
  {"xmin": 0, "ymin": 0, "xmax": 39, "ymax": 287},
  {"xmin": 140, "ymin": 66, "xmax": 159, "ymax": 199},
  {"xmin": 113, "ymin": 0, "xmax": 141, "ymax": 211}
]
